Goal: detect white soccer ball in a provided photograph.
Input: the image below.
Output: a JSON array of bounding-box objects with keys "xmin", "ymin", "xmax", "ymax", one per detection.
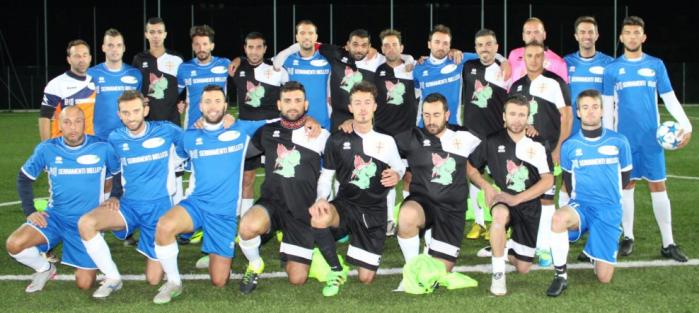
[{"xmin": 656, "ymin": 121, "xmax": 683, "ymax": 150}]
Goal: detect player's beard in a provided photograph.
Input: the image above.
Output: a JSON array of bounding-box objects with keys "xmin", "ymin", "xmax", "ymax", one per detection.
[
  {"xmin": 624, "ymin": 44, "xmax": 641, "ymax": 53},
  {"xmin": 126, "ymin": 119, "xmax": 145, "ymax": 133},
  {"xmin": 351, "ymin": 51, "xmax": 367, "ymax": 61},
  {"xmin": 196, "ymin": 51, "xmax": 211, "ymax": 62},
  {"xmin": 63, "ymin": 132, "xmax": 85, "ymax": 147},
  {"xmin": 204, "ymin": 110, "xmax": 224, "ymax": 124},
  {"xmin": 506, "ymin": 121, "xmax": 525, "ymax": 134},
  {"xmin": 426, "ymin": 121, "xmax": 447, "ymax": 136},
  {"xmin": 282, "ymin": 108, "xmax": 303, "ymax": 122}
]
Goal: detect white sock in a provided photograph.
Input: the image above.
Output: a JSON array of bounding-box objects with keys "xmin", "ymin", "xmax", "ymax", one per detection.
[
  {"xmin": 238, "ymin": 198, "xmax": 254, "ymax": 217},
  {"xmin": 397, "ymin": 234, "xmax": 419, "ymax": 263},
  {"xmin": 173, "ymin": 175, "xmax": 184, "ymax": 204},
  {"xmin": 239, "ymin": 236, "xmax": 262, "ymax": 269},
  {"xmin": 491, "ymin": 255, "xmax": 506, "ymax": 273},
  {"xmin": 622, "ymin": 188, "xmax": 635, "ymax": 239},
  {"xmin": 10, "ymin": 246, "xmax": 50, "ymax": 272},
  {"xmin": 470, "ymin": 183, "xmax": 485, "ymax": 226},
  {"xmin": 651, "ymin": 191, "xmax": 674, "ymax": 247},
  {"xmin": 83, "ymin": 234, "xmax": 120, "ymax": 280},
  {"xmin": 536, "ymin": 204, "xmax": 555, "ymax": 250},
  {"xmin": 558, "ymin": 191, "xmax": 570, "ymax": 208},
  {"xmin": 423, "ymin": 228, "xmax": 432, "ymax": 254},
  {"xmin": 387, "ymin": 189, "xmax": 396, "ymax": 223},
  {"xmin": 155, "ymin": 242, "xmax": 181, "ymax": 285},
  {"xmin": 402, "ymin": 190, "xmax": 410, "ymax": 199},
  {"xmin": 550, "ymin": 231, "xmax": 569, "ymax": 268}
]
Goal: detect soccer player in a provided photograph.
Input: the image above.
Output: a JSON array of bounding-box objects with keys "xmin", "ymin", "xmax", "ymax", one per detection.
[
  {"xmin": 152, "ymin": 85, "xmax": 266, "ymax": 304},
  {"xmin": 39, "ymin": 40, "xmax": 96, "ymax": 140},
  {"xmin": 237, "ymin": 81, "xmax": 330, "ymax": 294},
  {"xmin": 7, "ymin": 106, "xmax": 119, "ymax": 293},
  {"xmin": 177, "ymin": 25, "xmax": 231, "ymax": 129},
  {"xmin": 394, "ymin": 93, "xmax": 480, "ymax": 283},
  {"xmin": 508, "ymin": 17, "xmax": 568, "ymax": 83},
  {"xmin": 510, "ymin": 41, "xmax": 572, "ymax": 266},
  {"xmin": 88, "ymin": 28, "xmax": 142, "ymax": 140},
  {"xmin": 467, "ymin": 95, "xmax": 554, "ymax": 296},
  {"xmin": 309, "ymin": 81, "xmax": 405, "ymax": 297},
  {"xmin": 602, "ymin": 16, "xmax": 693, "ymax": 261},
  {"xmin": 462, "ymin": 29, "xmax": 510, "ymax": 240},
  {"xmin": 546, "ymin": 90, "xmax": 632, "ymax": 297},
  {"xmin": 77, "ymin": 90, "xmax": 183, "ymax": 298}
]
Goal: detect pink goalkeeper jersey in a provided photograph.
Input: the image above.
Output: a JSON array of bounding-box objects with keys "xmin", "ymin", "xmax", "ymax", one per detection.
[{"xmin": 508, "ymin": 47, "xmax": 569, "ymax": 86}]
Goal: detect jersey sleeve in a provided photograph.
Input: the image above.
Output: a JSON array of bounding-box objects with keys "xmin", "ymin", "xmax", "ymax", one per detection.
[
  {"xmin": 656, "ymin": 60, "xmax": 674, "ymax": 94},
  {"xmin": 176, "ymin": 65, "xmax": 186, "ymax": 94},
  {"xmin": 468, "ymin": 139, "xmax": 487, "ymax": 171},
  {"xmin": 602, "ymin": 64, "xmax": 615, "ymax": 96},
  {"xmin": 318, "ymin": 44, "xmax": 345, "ymax": 62},
  {"xmin": 559, "ymin": 140, "xmax": 573, "ymax": 172},
  {"xmin": 385, "ymin": 138, "xmax": 406, "ymax": 178},
  {"xmin": 322, "ymin": 137, "xmax": 338, "ymax": 170},
  {"xmin": 20, "ymin": 143, "xmax": 47, "ymax": 180},
  {"xmin": 40, "ymin": 80, "xmax": 63, "ymax": 118},
  {"xmin": 461, "ymin": 52, "xmax": 479, "ymax": 65},
  {"xmin": 393, "ymin": 129, "xmax": 413, "ymax": 158},
  {"xmin": 618, "ymin": 135, "xmax": 633, "ymax": 172},
  {"xmin": 175, "ymin": 133, "xmax": 189, "ymax": 159},
  {"xmin": 239, "ymin": 119, "xmax": 269, "ymax": 138},
  {"xmin": 250, "ymin": 127, "xmax": 265, "ymax": 153},
  {"xmin": 105, "ymin": 144, "xmax": 121, "ymax": 176}
]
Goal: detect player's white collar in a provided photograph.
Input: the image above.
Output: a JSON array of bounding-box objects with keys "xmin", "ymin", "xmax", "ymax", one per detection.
[
  {"xmin": 127, "ymin": 122, "xmax": 149, "ymax": 139},
  {"xmin": 429, "ymin": 54, "xmax": 447, "ymax": 65},
  {"xmin": 204, "ymin": 121, "xmax": 224, "ymax": 131}
]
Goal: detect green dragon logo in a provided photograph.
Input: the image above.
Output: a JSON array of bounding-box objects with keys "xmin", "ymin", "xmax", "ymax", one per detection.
[
  {"xmin": 505, "ymin": 159, "xmax": 529, "ymax": 192},
  {"xmin": 148, "ymin": 73, "xmax": 168, "ymax": 100},
  {"xmin": 245, "ymin": 81, "xmax": 265, "ymax": 107},
  {"xmin": 273, "ymin": 144, "xmax": 301, "ymax": 178},
  {"xmin": 350, "ymin": 155, "xmax": 377, "ymax": 189},
  {"xmin": 471, "ymin": 80, "xmax": 493, "ymax": 108},
  {"xmin": 385, "ymin": 80, "xmax": 406, "ymax": 105},
  {"xmin": 340, "ymin": 66, "xmax": 363, "ymax": 93},
  {"xmin": 527, "ymin": 98, "xmax": 539, "ymax": 125},
  {"xmin": 430, "ymin": 153, "xmax": 456, "ymax": 185}
]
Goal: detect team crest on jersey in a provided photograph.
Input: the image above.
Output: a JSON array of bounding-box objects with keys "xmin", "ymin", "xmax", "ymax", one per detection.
[
  {"xmin": 245, "ymin": 81, "xmax": 265, "ymax": 107},
  {"xmin": 341, "ymin": 56, "xmax": 348, "ymax": 63},
  {"xmin": 148, "ymin": 73, "xmax": 168, "ymax": 100},
  {"xmin": 77, "ymin": 154, "xmax": 100, "ymax": 165},
  {"xmin": 379, "ymin": 70, "xmax": 386, "ymax": 77},
  {"xmin": 273, "ymin": 130, "xmax": 280, "ymax": 138},
  {"xmin": 141, "ymin": 62, "xmax": 148, "ymax": 68},
  {"xmin": 385, "ymin": 80, "xmax": 406, "ymax": 105},
  {"xmin": 470, "ymin": 68, "xmax": 477, "ymax": 75},
  {"xmin": 143, "ymin": 137, "xmax": 165, "ymax": 149},
  {"xmin": 350, "ymin": 155, "xmax": 377, "ymax": 190},
  {"xmin": 430, "ymin": 153, "xmax": 456, "ymax": 186},
  {"xmin": 589, "ymin": 66, "xmax": 605, "ymax": 75},
  {"xmin": 55, "ymin": 156, "xmax": 63, "ymax": 164},
  {"xmin": 239, "ymin": 71, "xmax": 246, "ymax": 77},
  {"xmin": 497, "ymin": 145, "xmax": 505, "ymax": 153},
  {"xmin": 211, "ymin": 66, "xmax": 227, "ymax": 74},
  {"xmin": 516, "ymin": 85, "xmax": 523, "ymax": 92},
  {"xmin": 341, "ymin": 66, "xmax": 363, "ymax": 93},
  {"xmin": 505, "ymin": 159, "xmax": 529, "ymax": 192},
  {"xmin": 440, "ymin": 64, "xmax": 458, "ymax": 74},
  {"xmin": 638, "ymin": 68, "xmax": 656, "ymax": 77},
  {"xmin": 274, "ymin": 144, "xmax": 301, "ymax": 178},
  {"xmin": 343, "ymin": 142, "xmax": 351, "ymax": 150},
  {"xmin": 471, "ymin": 80, "xmax": 493, "ymax": 108},
  {"xmin": 423, "ymin": 139, "xmax": 431, "ymax": 147},
  {"xmin": 310, "ymin": 59, "xmax": 328, "ymax": 67},
  {"xmin": 218, "ymin": 131, "xmax": 241, "ymax": 142},
  {"xmin": 528, "ymin": 99, "xmax": 539, "ymax": 125},
  {"xmin": 121, "ymin": 76, "xmax": 138, "ymax": 84}
]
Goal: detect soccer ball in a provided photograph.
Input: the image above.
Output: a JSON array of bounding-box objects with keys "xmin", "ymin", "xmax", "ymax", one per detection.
[{"xmin": 656, "ymin": 121, "xmax": 683, "ymax": 150}]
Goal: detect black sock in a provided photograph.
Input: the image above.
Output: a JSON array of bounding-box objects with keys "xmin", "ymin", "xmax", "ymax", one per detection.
[
  {"xmin": 312, "ymin": 227, "xmax": 342, "ymax": 271},
  {"xmin": 554, "ymin": 265, "xmax": 567, "ymax": 278}
]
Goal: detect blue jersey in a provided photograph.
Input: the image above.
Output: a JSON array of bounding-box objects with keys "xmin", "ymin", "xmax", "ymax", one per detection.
[
  {"xmin": 561, "ymin": 129, "xmax": 632, "ymax": 219},
  {"xmin": 564, "ymin": 52, "xmax": 614, "ymax": 134},
  {"xmin": 283, "ymin": 51, "xmax": 331, "ymax": 129},
  {"xmin": 177, "ymin": 56, "xmax": 231, "ymax": 129},
  {"xmin": 20, "ymin": 136, "xmax": 119, "ymax": 218},
  {"xmin": 108, "ymin": 121, "xmax": 184, "ymax": 201},
  {"xmin": 87, "ymin": 63, "xmax": 142, "ymax": 140},
  {"xmin": 176, "ymin": 120, "xmax": 266, "ymax": 215},
  {"xmin": 414, "ymin": 53, "xmax": 479, "ymax": 126},
  {"xmin": 602, "ymin": 53, "xmax": 673, "ymax": 146}
]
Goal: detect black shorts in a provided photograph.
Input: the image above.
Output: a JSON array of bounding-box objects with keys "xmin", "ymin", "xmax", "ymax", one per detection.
[
  {"xmin": 330, "ymin": 198, "xmax": 386, "ymax": 271},
  {"xmin": 256, "ymin": 198, "xmax": 314, "ymax": 265},
  {"xmin": 244, "ymin": 155, "xmax": 264, "ymax": 171},
  {"xmin": 492, "ymin": 200, "xmax": 540, "ymax": 262},
  {"xmin": 406, "ymin": 194, "xmax": 465, "ymax": 262}
]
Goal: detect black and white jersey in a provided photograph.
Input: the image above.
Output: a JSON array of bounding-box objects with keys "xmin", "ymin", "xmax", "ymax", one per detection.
[
  {"xmin": 323, "ymin": 130, "xmax": 405, "ymax": 212},
  {"xmin": 132, "ymin": 50, "xmax": 183, "ymax": 125},
  {"xmin": 509, "ymin": 70, "xmax": 571, "ymax": 147},
  {"xmin": 251, "ymin": 122, "xmax": 330, "ymax": 219},
  {"xmin": 462, "ymin": 60, "xmax": 509, "ymax": 138},
  {"xmin": 374, "ymin": 62, "xmax": 419, "ymax": 136},
  {"xmin": 395, "ymin": 126, "xmax": 480, "ymax": 210},
  {"xmin": 232, "ymin": 59, "xmax": 289, "ymax": 121},
  {"xmin": 469, "ymin": 130, "xmax": 552, "ymax": 203}
]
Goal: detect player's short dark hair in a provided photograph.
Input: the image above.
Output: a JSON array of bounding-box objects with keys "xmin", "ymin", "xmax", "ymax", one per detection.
[
  {"xmin": 104, "ymin": 28, "xmax": 122, "ymax": 39},
  {"xmin": 429, "ymin": 24, "xmax": 452, "ymax": 40},
  {"xmin": 504, "ymin": 94, "xmax": 530, "ymax": 113},
  {"xmin": 145, "ymin": 17, "xmax": 166, "ymax": 31},
  {"xmin": 474, "ymin": 28, "xmax": 498, "ymax": 42},
  {"xmin": 202, "ymin": 84, "xmax": 226, "ymax": 97},
  {"xmin": 574, "ymin": 16, "xmax": 598, "ymax": 31},
  {"xmin": 244, "ymin": 32, "xmax": 266, "ymax": 46},
  {"xmin": 423, "ymin": 93, "xmax": 449, "ymax": 112},
  {"xmin": 117, "ymin": 90, "xmax": 146, "ymax": 109},
  {"xmin": 379, "ymin": 29, "xmax": 402, "ymax": 43},
  {"xmin": 190, "ymin": 25, "xmax": 215, "ymax": 42},
  {"xmin": 295, "ymin": 19, "xmax": 317, "ymax": 34},
  {"xmin": 349, "ymin": 81, "xmax": 377, "ymax": 101},
  {"xmin": 280, "ymin": 81, "xmax": 306, "ymax": 99},
  {"xmin": 576, "ymin": 89, "xmax": 603, "ymax": 109},
  {"xmin": 348, "ymin": 29, "xmax": 370, "ymax": 42},
  {"xmin": 66, "ymin": 39, "xmax": 90, "ymax": 57},
  {"xmin": 524, "ymin": 40, "xmax": 545, "ymax": 50},
  {"xmin": 622, "ymin": 16, "xmax": 645, "ymax": 31}
]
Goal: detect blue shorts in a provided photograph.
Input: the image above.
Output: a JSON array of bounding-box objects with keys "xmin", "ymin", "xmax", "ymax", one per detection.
[
  {"xmin": 630, "ymin": 139, "xmax": 666, "ymax": 181},
  {"xmin": 113, "ymin": 196, "xmax": 172, "ymax": 260},
  {"xmin": 568, "ymin": 201, "xmax": 623, "ymax": 264},
  {"xmin": 179, "ymin": 197, "xmax": 238, "ymax": 258},
  {"xmin": 27, "ymin": 212, "xmax": 96, "ymax": 270}
]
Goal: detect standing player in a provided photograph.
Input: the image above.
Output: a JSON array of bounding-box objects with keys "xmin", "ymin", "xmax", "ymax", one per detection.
[
  {"xmin": 39, "ymin": 40, "xmax": 96, "ymax": 140},
  {"xmin": 467, "ymin": 95, "xmax": 554, "ymax": 296},
  {"xmin": 237, "ymin": 81, "xmax": 330, "ymax": 294},
  {"xmin": 78, "ymin": 91, "xmax": 183, "ymax": 298},
  {"xmin": 88, "ymin": 29, "xmax": 142, "ymax": 140},
  {"xmin": 309, "ymin": 81, "xmax": 405, "ymax": 297},
  {"xmin": 7, "ymin": 106, "xmax": 119, "ymax": 293},
  {"xmin": 508, "ymin": 17, "xmax": 568, "ymax": 83},
  {"xmin": 177, "ymin": 25, "xmax": 231, "ymax": 129},
  {"xmin": 546, "ymin": 90, "xmax": 632, "ymax": 297},
  {"xmin": 602, "ymin": 16, "xmax": 692, "ymax": 261},
  {"xmin": 462, "ymin": 29, "xmax": 510, "ymax": 240},
  {"xmin": 510, "ymin": 41, "xmax": 572, "ymax": 266},
  {"xmin": 152, "ymin": 85, "xmax": 266, "ymax": 304},
  {"xmin": 394, "ymin": 93, "xmax": 480, "ymax": 283}
]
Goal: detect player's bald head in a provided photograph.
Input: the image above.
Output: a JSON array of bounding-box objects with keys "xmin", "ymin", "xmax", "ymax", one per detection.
[{"xmin": 59, "ymin": 106, "xmax": 85, "ymax": 121}]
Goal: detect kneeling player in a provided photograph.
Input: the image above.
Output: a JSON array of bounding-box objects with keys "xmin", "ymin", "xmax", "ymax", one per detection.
[
  {"xmin": 546, "ymin": 90, "xmax": 632, "ymax": 296},
  {"xmin": 309, "ymin": 82, "xmax": 405, "ymax": 297},
  {"xmin": 467, "ymin": 95, "xmax": 553, "ymax": 296}
]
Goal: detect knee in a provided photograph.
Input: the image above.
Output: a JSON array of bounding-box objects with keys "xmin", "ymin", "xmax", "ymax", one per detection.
[
  {"xmin": 238, "ymin": 221, "xmax": 262, "ymax": 240},
  {"xmin": 77, "ymin": 215, "xmax": 98, "ymax": 239},
  {"xmin": 516, "ymin": 263, "xmax": 531, "ymax": 274},
  {"xmin": 75, "ymin": 276, "xmax": 95, "ymax": 290},
  {"xmin": 287, "ymin": 273, "xmax": 308, "ymax": 286},
  {"xmin": 210, "ymin": 275, "xmax": 229, "ymax": 288},
  {"xmin": 358, "ymin": 272, "xmax": 375, "ymax": 284},
  {"xmin": 6, "ymin": 237, "xmax": 23, "ymax": 255},
  {"xmin": 146, "ymin": 273, "xmax": 162, "ymax": 286},
  {"xmin": 550, "ymin": 213, "xmax": 567, "ymax": 232},
  {"xmin": 491, "ymin": 209, "xmax": 508, "ymax": 225},
  {"xmin": 156, "ymin": 218, "xmax": 177, "ymax": 238}
]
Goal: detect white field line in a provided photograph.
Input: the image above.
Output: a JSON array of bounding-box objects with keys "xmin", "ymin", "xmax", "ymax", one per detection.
[{"xmin": 0, "ymin": 259, "xmax": 696, "ymax": 281}]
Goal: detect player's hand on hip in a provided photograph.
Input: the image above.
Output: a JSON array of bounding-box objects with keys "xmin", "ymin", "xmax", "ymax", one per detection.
[
  {"xmin": 338, "ymin": 119, "xmax": 354, "ymax": 134},
  {"xmin": 102, "ymin": 197, "xmax": 121, "ymax": 212},
  {"xmin": 380, "ymin": 169, "xmax": 400, "ymax": 187},
  {"xmin": 677, "ymin": 130, "xmax": 692, "ymax": 149},
  {"xmin": 304, "ymin": 117, "xmax": 321, "ymax": 138},
  {"xmin": 27, "ymin": 211, "xmax": 49, "ymax": 228}
]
